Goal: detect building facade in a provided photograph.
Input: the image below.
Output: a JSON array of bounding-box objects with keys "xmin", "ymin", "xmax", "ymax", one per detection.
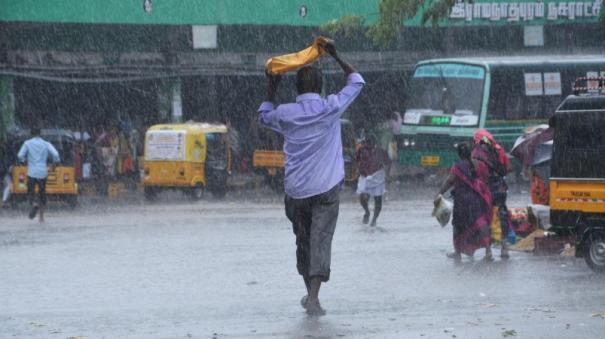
[{"xmin": 0, "ymin": 0, "xmax": 603, "ymax": 141}]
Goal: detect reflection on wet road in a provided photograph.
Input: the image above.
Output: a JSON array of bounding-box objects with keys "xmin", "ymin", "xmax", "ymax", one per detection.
[{"xmin": 1, "ymin": 191, "xmax": 605, "ymax": 338}]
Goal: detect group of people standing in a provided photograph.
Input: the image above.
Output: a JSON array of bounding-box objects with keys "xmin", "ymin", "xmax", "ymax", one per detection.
[
  {"xmin": 90, "ymin": 124, "xmax": 141, "ymax": 193},
  {"xmin": 436, "ymin": 129, "xmax": 512, "ymax": 262}
]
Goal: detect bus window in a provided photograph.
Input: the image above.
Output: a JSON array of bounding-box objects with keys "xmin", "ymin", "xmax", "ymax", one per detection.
[
  {"xmin": 404, "ymin": 63, "xmax": 485, "ymax": 127},
  {"xmin": 488, "ymin": 70, "xmax": 562, "ymax": 121}
]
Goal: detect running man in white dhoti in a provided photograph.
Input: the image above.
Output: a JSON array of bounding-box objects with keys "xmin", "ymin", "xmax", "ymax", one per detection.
[{"xmin": 356, "ymin": 135, "xmax": 391, "ymax": 227}]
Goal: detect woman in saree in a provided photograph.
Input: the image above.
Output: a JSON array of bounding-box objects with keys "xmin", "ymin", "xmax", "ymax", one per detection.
[
  {"xmin": 435, "ymin": 143, "xmax": 493, "ymax": 262},
  {"xmin": 472, "ymin": 129, "xmax": 513, "ymax": 259}
]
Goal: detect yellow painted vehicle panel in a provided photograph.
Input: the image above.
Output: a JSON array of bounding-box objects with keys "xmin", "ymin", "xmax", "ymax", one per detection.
[
  {"xmin": 421, "ymin": 155, "xmax": 441, "ymax": 167},
  {"xmin": 253, "ymin": 150, "xmax": 285, "ymax": 169},
  {"xmin": 144, "ymin": 161, "xmax": 205, "ymax": 187},
  {"xmin": 550, "ymin": 180, "xmax": 605, "ymax": 214},
  {"xmin": 12, "ymin": 165, "xmax": 78, "ymax": 195}
]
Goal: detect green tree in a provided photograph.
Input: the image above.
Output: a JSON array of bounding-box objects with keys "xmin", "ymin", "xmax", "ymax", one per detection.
[{"xmin": 323, "ymin": 0, "xmax": 470, "ymax": 47}]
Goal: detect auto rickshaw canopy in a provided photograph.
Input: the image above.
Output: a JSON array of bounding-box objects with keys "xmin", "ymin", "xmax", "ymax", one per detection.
[
  {"xmin": 551, "ymin": 96, "xmax": 605, "ymax": 179},
  {"xmin": 10, "ymin": 128, "xmax": 76, "ymax": 165}
]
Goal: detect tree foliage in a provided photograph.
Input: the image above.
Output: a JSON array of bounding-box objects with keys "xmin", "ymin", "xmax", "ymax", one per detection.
[{"xmin": 322, "ymin": 0, "xmax": 468, "ymax": 47}]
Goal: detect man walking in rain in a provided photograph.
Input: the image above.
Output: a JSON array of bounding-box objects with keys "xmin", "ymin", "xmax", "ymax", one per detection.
[
  {"xmin": 18, "ymin": 124, "xmax": 60, "ymax": 222},
  {"xmin": 356, "ymin": 134, "xmax": 391, "ymax": 227},
  {"xmin": 258, "ymin": 42, "xmax": 364, "ymax": 316}
]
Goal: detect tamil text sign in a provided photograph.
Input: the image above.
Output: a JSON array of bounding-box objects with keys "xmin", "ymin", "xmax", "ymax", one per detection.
[{"xmin": 450, "ymin": 0, "xmax": 603, "ymax": 23}]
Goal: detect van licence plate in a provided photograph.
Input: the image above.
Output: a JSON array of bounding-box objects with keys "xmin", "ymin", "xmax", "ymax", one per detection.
[{"xmin": 421, "ymin": 155, "xmax": 440, "ymax": 167}]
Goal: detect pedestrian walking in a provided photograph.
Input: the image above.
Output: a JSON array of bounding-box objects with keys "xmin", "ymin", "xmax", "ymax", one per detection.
[
  {"xmin": 257, "ymin": 41, "xmax": 364, "ymax": 316},
  {"xmin": 1, "ymin": 138, "xmax": 15, "ymax": 208},
  {"xmin": 435, "ymin": 143, "xmax": 493, "ymax": 262},
  {"xmin": 17, "ymin": 125, "xmax": 60, "ymax": 222},
  {"xmin": 472, "ymin": 128, "xmax": 513, "ymax": 259},
  {"xmin": 356, "ymin": 134, "xmax": 391, "ymax": 226}
]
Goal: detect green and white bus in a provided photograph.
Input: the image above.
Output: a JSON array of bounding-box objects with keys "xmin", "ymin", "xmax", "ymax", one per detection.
[{"xmin": 398, "ymin": 55, "xmax": 605, "ymax": 173}]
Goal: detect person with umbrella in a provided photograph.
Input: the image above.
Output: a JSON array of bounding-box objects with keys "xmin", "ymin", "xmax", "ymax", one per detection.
[{"xmin": 511, "ymin": 122, "xmax": 554, "ymax": 205}]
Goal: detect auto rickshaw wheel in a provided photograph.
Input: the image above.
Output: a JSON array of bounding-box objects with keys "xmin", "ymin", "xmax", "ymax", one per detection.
[
  {"xmin": 208, "ymin": 169, "xmax": 227, "ymax": 199},
  {"xmin": 190, "ymin": 184, "xmax": 204, "ymax": 201},
  {"xmin": 586, "ymin": 236, "xmax": 605, "ymax": 273},
  {"xmin": 210, "ymin": 186, "xmax": 226, "ymax": 199},
  {"xmin": 144, "ymin": 187, "xmax": 157, "ymax": 201},
  {"xmin": 65, "ymin": 195, "xmax": 78, "ymax": 209}
]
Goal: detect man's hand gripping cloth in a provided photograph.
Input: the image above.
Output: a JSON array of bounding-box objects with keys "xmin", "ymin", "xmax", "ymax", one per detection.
[{"xmin": 265, "ymin": 36, "xmax": 332, "ymax": 75}]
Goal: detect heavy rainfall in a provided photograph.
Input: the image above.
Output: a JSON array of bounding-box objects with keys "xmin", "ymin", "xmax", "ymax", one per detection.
[{"xmin": 1, "ymin": 1, "xmax": 605, "ymax": 338}]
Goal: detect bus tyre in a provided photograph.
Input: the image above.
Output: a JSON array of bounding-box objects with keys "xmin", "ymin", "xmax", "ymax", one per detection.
[
  {"xmin": 190, "ymin": 184, "xmax": 204, "ymax": 201},
  {"xmin": 585, "ymin": 236, "xmax": 605, "ymax": 273},
  {"xmin": 144, "ymin": 187, "xmax": 157, "ymax": 201}
]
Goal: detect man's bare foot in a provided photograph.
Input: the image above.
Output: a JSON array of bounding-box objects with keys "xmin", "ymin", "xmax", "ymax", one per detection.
[
  {"xmin": 482, "ymin": 245, "xmax": 494, "ymax": 262},
  {"xmin": 28, "ymin": 205, "xmax": 38, "ymax": 220},
  {"xmin": 305, "ymin": 299, "xmax": 326, "ymax": 316},
  {"xmin": 370, "ymin": 219, "xmax": 377, "ymax": 227},
  {"xmin": 446, "ymin": 251, "xmax": 462, "ymax": 262},
  {"xmin": 484, "ymin": 250, "xmax": 494, "ymax": 262},
  {"xmin": 501, "ymin": 248, "xmax": 510, "ymax": 259},
  {"xmin": 300, "ymin": 295, "xmax": 308, "ymax": 309},
  {"xmin": 362, "ymin": 212, "xmax": 370, "ymax": 224}
]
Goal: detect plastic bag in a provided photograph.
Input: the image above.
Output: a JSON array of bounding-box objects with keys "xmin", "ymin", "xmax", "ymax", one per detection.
[
  {"xmin": 432, "ymin": 195, "xmax": 453, "ymax": 227},
  {"xmin": 265, "ymin": 36, "xmax": 332, "ymax": 75}
]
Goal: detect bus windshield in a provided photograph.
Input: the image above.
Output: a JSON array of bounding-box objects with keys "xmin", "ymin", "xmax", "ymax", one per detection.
[{"xmin": 404, "ymin": 63, "xmax": 485, "ymax": 127}]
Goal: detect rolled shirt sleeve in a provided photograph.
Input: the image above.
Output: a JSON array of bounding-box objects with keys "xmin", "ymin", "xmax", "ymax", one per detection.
[{"xmin": 326, "ymin": 72, "xmax": 366, "ymax": 118}]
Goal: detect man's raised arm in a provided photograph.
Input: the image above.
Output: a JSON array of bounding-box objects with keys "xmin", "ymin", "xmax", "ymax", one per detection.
[
  {"xmin": 323, "ymin": 41, "xmax": 355, "ymax": 76},
  {"xmin": 322, "ymin": 42, "xmax": 365, "ymax": 116},
  {"xmin": 257, "ymin": 72, "xmax": 282, "ymax": 131}
]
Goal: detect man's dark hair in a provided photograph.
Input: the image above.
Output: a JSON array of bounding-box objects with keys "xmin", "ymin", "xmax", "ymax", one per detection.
[
  {"xmin": 30, "ymin": 124, "xmax": 41, "ymax": 136},
  {"xmin": 296, "ymin": 66, "xmax": 322, "ymax": 95}
]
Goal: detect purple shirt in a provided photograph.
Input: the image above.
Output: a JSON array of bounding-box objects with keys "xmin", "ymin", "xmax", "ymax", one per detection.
[{"xmin": 258, "ymin": 72, "xmax": 365, "ymax": 198}]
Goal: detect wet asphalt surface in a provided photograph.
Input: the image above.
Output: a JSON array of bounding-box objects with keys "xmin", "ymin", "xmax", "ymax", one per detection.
[{"xmin": 1, "ymin": 185, "xmax": 605, "ymax": 339}]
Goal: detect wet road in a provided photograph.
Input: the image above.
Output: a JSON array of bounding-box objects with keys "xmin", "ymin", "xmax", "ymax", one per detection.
[{"xmin": 1, "ymin": 189, "xmax": 605, "ymax": 338}]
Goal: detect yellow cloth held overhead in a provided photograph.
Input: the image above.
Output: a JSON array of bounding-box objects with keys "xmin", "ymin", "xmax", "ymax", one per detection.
[{"xmin": 265, "ymin": 36, "xmax": 333, "ymax": 75}]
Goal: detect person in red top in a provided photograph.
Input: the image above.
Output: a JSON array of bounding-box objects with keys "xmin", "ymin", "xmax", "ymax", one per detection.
[{"xmin": 356, "ymin": 135, "xmax": 391, "ymax": 226}]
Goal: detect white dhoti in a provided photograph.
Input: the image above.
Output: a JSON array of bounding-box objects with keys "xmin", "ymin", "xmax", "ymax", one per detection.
[{"xmin": 356, "ymin": 169, "xmax": 386, "ymax": 197}]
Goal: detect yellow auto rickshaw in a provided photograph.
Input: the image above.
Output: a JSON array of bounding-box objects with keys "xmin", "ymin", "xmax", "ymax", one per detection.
[
  {"xmin": 10, "ymin": 129, "xmax": 79, "ymax": 207},
  {"xmin": 143, "ymin": 122, "xmax": 231, "ymax": 200},
  {"xmin": 550, "ymin": 77, "xmax": 605, "ymax": 272}
]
